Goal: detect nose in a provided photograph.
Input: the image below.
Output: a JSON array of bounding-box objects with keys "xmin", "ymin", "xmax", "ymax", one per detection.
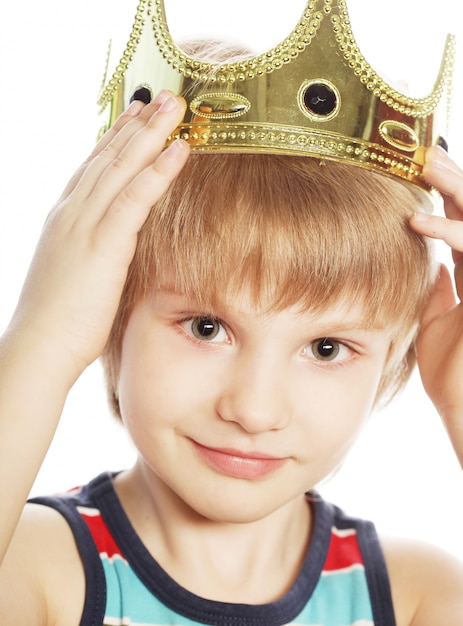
[{"xmin": 215, "ymin": 348, "xmax": 292, "ymax": 434}]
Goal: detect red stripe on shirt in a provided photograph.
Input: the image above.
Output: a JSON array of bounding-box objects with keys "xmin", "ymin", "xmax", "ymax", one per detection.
[
  {"xmin": 81, "ymin": 511, "xmax": 125, "ymax": 559},
  {"xmin": 323, "ymin": 529, "xmax": 364, "ymax": 571}
]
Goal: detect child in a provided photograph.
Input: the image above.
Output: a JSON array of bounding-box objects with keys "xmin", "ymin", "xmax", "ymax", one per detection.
[{"xmin": 1, "ymin": 5, "xmax": 463, "ymax": 626}]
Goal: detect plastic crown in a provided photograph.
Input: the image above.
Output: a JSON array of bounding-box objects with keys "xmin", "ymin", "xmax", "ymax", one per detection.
[{"xmin": 98, "ymin": 0, "xmax": 456, "ymax": 209}]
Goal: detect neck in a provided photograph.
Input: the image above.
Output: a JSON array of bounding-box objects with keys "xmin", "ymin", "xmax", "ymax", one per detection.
[{"xmin": 115, "ymin": 460, "xmax": 312, "ymax": 603}]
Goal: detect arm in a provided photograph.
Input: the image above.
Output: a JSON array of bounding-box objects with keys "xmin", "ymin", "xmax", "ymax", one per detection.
[
  {"xmin": 410, "ymin": 147, "xmax": 463, "ymax": 468},
  {"xmin": 383, "ymin": 537, "xmax": 463, "ymax": 626},
  {"xmin": 0, "ymin": 92, "xmax": 189, "ymax": 567}
]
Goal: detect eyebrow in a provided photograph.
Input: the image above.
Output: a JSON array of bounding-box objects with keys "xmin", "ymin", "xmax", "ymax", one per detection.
[
  {"xmin": 156, "ymin": 287, "xmax": 232, "ymax": 319},
  {"xmin": 157, "ymin": 287, "xmax": 387, "ymax": 333},
  {"xmin": 303, "ymin": 322, "xmax": 386, "ymax": 335}
]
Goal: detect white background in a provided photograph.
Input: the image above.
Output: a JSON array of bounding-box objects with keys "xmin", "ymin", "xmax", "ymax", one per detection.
[{"xmin": 0, "ymin": 1, "xmax": 462, "ymax": 560}]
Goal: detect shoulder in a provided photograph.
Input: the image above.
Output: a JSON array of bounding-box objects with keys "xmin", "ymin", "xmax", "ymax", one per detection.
[
  {"xmin": 0, "ymin": 502, "xmax": 85, "ymax": 626},
  {"xmin": 381, "ymin": 535, "xmax": 463, "ymax": 626}
]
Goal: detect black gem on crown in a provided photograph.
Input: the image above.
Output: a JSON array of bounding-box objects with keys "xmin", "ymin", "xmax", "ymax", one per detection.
[
  {"xmin": 303, "ymin": 83, "xmax": 337, "ymax": 117},
  {"xmin": 130, "ymin": 86, "xmax": 153, "ymax": 105},
  {"xmin": 437, "ymin": 136, "xmax": 449, "ymax": 152}
]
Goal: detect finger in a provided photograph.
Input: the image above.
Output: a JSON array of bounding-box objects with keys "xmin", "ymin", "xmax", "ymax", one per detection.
[
  {"xmin": 89, "ymin": 94, "xmax": 169, "ymax": 163},
  {"xmin": 58, "ymin": 92, "xmax": 176, "ymax": 204},
  {"xmin": 84, "ymin": 93, "xmax": 187, "ymax": 218},
  {"xmin": 99, "ymin": 138, "xmax": 190, "ymax": 249},
  {"xmin": 410, "ymin": 212, "xmax": 463, "ymax": 255},
  {"xmin": 93, "ymin": 101, "xmax": 149, "ymax": 157},
  {"xmin": 423, "ymin": 147, "xmax": 463, "ymax": 219},
  {"xmin": 420, "ymin": 263, "xmax": 456, "ymax": 329},
  {"xmin": 61, "ymin": 97, "xmax": 165, "ymax": 204},
  {"xmin": 57, "ymin": 100, "xmax": 148, "ymax": 202},
  {"xmin": 425, "ymin": 146, "xmax": 463, "ymax": 172}
]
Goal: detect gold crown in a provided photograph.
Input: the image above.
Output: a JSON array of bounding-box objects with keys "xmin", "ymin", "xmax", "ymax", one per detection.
[{"xmin": 98, "ymin": 0, "xmax": 456, "ymax": 208}]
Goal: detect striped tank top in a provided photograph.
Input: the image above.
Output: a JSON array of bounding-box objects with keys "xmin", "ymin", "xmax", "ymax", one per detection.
[{"xmin": 31, "ymin": 472, "xmax": 396, "ymax": 626}]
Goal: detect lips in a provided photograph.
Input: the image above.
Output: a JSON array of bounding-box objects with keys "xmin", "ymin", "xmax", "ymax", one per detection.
[{"xmin": 190, "ymin": 440, "xmax": 288, "ymax": 479}]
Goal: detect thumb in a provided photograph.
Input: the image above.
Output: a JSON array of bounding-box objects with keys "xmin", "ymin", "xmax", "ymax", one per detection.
[{"xmin": 420, "ymin": 263, "xmax": 456, "ymax": 329}]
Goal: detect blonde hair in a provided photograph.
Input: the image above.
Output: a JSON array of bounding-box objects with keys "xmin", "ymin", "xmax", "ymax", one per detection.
[{"xmin": 102, "ymin": 153, "xmax": 435, "ymax": 417}]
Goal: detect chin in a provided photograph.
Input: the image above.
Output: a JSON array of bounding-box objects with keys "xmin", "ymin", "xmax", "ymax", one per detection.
[{"xmin": 184, "ymin": 487, "xmax": 305, "ymax": 526}]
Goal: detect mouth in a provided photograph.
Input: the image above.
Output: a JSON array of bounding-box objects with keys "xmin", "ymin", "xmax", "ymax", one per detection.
[{"xmin": 190, "ymin": 440, "xmax": 288, "ymax": 479}]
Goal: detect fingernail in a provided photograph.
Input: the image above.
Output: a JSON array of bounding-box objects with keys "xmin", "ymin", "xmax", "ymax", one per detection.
[
  {"xmin": 168, "ymin": 138, "xmax": 190, "ymax": 154},
  {"xmin": 153, "ymin": 90, "xmax": 177, "ymax": 110},
  {"xmin": 159, "ymin": 95, "xmax": 179, "ymax": 112},
  {"xmin": 426, "ymin": 145, "xmax": 448, "ymax": 166},
  {"xmin": 125, "ymin": 100, "xmax": 144, "ymax": 116},
  {"xmin": 413, "ymin": 212, "xmax": 430, "ymax": 222}
]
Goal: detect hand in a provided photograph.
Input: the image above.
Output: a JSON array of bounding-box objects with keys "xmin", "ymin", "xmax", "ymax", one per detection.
[
  {"xmin": 410, "ymin": 147, "xmax": 463, "ymax": 467},
  {"xmin": 7, "ymin": 91, "xmax": 190, "ymax": 384}
]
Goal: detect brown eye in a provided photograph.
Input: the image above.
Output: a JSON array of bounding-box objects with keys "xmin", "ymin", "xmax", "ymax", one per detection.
[
  {"xmin": 191, "ymin": 317, "xmax": 222, "ymax": 341},
  {"xmin": 311, "ymin": 338, "xmax": 340, "ymax": 362}
]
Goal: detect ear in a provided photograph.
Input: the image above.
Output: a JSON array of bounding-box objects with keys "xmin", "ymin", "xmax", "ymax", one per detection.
[{"xmin": 420, "ymin": 263, "xmax": 456, "ymax": 330}]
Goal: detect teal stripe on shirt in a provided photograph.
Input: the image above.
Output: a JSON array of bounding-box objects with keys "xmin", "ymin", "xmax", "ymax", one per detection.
[
  {"xmin": 101, "ymin": 556, "xmax": 373, "ymax": 626},
  {"xmin": 294, "ymin": 567, "xmax": 374, "ymax": 626}
]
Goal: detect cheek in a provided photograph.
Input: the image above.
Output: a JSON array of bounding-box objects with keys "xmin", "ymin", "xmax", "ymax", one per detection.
[
  {"xmin": 297, "ymin": 361, "xmax": 385, "ymax": 449},
  {"xmin": 117, "ymin": 322, "xmax": 216, "ymax": 434},
  {"xmin": 117, "ymin": 323, "xmax": 172, "ymax": 426},
  {"xmin": 118, "ymin": 356, "xmax": 184, "ymax": 459}
]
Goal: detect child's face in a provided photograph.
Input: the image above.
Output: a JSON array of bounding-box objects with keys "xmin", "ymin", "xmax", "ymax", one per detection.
[{"xmin": 117, "ymin": 284, "xmax": 394, "ymax": 523}]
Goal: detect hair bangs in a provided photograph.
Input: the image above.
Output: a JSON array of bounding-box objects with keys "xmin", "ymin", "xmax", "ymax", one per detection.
[{"xmin": 131, "ymin": 154, "xmax": 431, "ymax": 328}]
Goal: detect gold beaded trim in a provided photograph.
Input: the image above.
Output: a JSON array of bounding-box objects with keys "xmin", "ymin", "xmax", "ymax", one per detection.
[
  {"xmin": 98, "ymin": 0, "xmax": 455, "ymax": 122},
  {"xmin": 166, "ymin": 122, "xmax": 426, "ymax": 185},
  {"xmin": 149, "ymin": 0, "xmax": 322, "ymax": 85},
  {"xmin": 98, "ymin": 0, "xmax": 149, "ymax": 109},
  {"xmin": 332, "ymin": 0, "xmax": 455, "ymax": 117}
]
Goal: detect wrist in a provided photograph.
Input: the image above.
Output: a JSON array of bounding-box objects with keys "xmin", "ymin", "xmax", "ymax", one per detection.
[{"xmin": 0, "ymin": 321, "xmax": 88, "ymax": 396}]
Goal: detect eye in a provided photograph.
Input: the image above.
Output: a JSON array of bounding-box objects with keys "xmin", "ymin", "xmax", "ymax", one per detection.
[
  {"xmin": 310, "ymin": 337, "xmax": 344, "ymax": 362},
  {"xmin": 185, "ymin": 317, "xmax": 228, "ymax": 343}
]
